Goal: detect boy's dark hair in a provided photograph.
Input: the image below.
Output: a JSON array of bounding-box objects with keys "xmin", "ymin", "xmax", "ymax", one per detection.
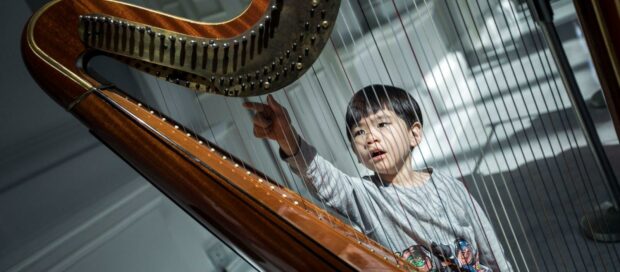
[{"xmin": 345, "ymin": 85, "xmax": 423, "ymax": 141}]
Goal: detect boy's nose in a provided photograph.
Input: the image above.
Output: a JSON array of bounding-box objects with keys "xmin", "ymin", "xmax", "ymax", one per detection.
[{"xmin": 365, "ymin": 130, "xmax": 380, "ymax": 144}]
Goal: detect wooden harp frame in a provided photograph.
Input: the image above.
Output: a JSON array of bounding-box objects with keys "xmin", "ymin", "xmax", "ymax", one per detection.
[{"xmin": 21, "ymin": 0, "xmax": 411, "ymax": 270}]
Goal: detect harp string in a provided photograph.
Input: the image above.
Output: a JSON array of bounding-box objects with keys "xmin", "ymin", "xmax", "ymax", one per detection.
[
  {"xmin": 306, "ymin": 41, "xmax": 394, "ymax": 248},
  {"xmin": 382, "ymin": 1, "xmax": 520, "ymax": 265},
  {"xmin": 194, "ymin": 90, "xmax": 219, "ymax": 147},
  {"xmin": 352, "ymin": 0, "xmax": 465, "ymax": 259},
  {"xmin": 426, "ymin": 0, "xmax": 560, "ymax": 270},
  {"xmin": 468, "ymin": 2, "xmax": 580, "ymax": 268},
  {"xmin": 282, "ymin": 84, "xmax": 369, "ymax": 244},
  {"xmin": 223, "ymin": 98, "xmax": 254, "ymax": 169},
  {"xmin": 381, "ymin": 0, "xmax": 521, "ymax": 268},
  {"xmin": 515, "ymin": 2, "xmax": 620, "ymax": 261},
  {"xmin": 314, "ymin": 42, "xmax": 399, "ymax": 247},
  {"xmin": 484, "ymin": 0, "xmax": 605, "ymax": 267},
  {"xmin": 236, "ymin": 94, "xmax": 332, "ymax": 226},
  {"xmin": 382, "ymin": 0, "xmax": 600, "ymax": 268},
  {"xmin": 166, "ymin": 82, "xmax": 189, "ymax": 135},
  {"xmin": 283, "ymin": 85, "xmax": 372, "ymax": 242},
  {"xmin": 355, "ymin": 0, "xmax": 500, "ymax": 262},
  {"xmin": 324, "ymin": 5, "xmax": 428, "ymax": 253},
  {"xmin": 466, "ymin": 1, "xmax": 591, "ymax": 268},
  {"xmin": 242, "ymin": 92, "xmax": 322, "ymax": 216},
  {"xmin": 330, "ymin": 2, "xmax": 429, "ymax": 255},
  {"xmin": 479, "ymin": 1, "xmax": 590, "ymax": 265},
  {"xmin": 529, "ymin": 4, "xmax": 620, "ymax": 263},
  {"xmin": 309, "ymin": 60, "xmax": 401, "ymax": 260},
  {"xmin": 283, "ymin": 82, "xmax": 363, "ymax": 236},
  {"xmin": 155, "ymin": 78, "xmax": 172, "ymax": 115},
  {"xmin": 255, "ymin": 92, "xmax": 342, "ymax": 230},
  {"xmin": 392, "ymin": 0, "xmax": 531, "ymax": 269},
  {"xmin": 195, "ymin": 87, "xmax": 342, "ymax": 234},
  {"xmin": 354, "ymin": 2, "xmax": 445, "ymax": 251},
  {"xmin": 177, "ymin": 85, "xmax": 203, "ymax": 144},
  {"xmin": 339, "ymin": 0, "xmax": 481, "ymax": 261},
  {"xmin": 448, "ymin": 1, "xmax": 569, "ymax": 270},
  {"xmin": 144, "ymin": 0, "xmax": 470, "ymax": 266},
  {"xmin": 334, "ymin": 0, "xmax": 474, "ymax": 264},
  {"xmin": 444, "ymin": 3, "xmax": 563, "ymax": 271},
  {"xmin": 112, "ymin": 0, "xmax": 620, "ymax": 269},
  {"xmin": 283, "ymin": 89, "xmax": 354, "ymax": 232},
  {"xmin": 226, "ymin": 95, "xmax": 294, "ymax": 205},
  {"xmin": 468, "ymin": 0, "xmax": 617, "ymax": 269},
  {"xmin": 491, "ymin": 1, "xmax": 588, "ymax": 268},
  {"xmin": 402, "ymin": 1, "xmax": 533, "ymax": 268},
  {"xmin": 318, "ymin": 5, "xmax": 403, "ymax": 253}
]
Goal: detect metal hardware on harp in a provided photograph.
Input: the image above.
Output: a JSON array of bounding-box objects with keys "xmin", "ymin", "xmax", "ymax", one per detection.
[{"xmin": 74, "ymin": 0, "xmax": 340, "ymax": 98}]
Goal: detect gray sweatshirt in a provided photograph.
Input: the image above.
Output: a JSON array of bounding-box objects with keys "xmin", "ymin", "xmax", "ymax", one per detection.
[{"xmin": 284, "ymin": 138, "xmax": 513, "ymax": 271}]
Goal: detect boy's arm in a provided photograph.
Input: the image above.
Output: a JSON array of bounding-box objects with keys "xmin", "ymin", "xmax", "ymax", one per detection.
[
  {"xmin": 244, "ymin": 95, "xmax": 359, "ymax": 213},
  {"xmin": 280, "ymin": 136, "xmax": 358, "ymax": 211}
]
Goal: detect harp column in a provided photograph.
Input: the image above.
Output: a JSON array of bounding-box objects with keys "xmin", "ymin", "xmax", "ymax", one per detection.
[{"xmin": 527, "ymin": 0, "xmax": 620, "ymax": 242}]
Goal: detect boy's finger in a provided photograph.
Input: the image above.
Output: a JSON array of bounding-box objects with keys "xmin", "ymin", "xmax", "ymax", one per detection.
[
  {"xmin": 243, "ymin": 101, "xmax": 268, "ymax": 112},
  {"xmin": 267, "ymin": 95, "xmax": 283, "ymax": 114}
]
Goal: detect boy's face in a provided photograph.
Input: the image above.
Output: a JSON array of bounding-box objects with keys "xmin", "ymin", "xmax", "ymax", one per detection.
[{"xmin": 350, "ymin": 108, "xmax": 421, "ymax": 176}]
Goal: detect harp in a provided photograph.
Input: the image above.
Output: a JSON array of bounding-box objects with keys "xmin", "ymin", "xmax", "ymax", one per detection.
[
  {"xmin": 21, "ymin": 0, "xmax": 620, "ymax": 271},
  {"xmin": 21, "ymin": 0, "xmax": 408, "ymax": 270}
]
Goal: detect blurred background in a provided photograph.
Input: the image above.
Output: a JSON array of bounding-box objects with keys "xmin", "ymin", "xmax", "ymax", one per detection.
[{"xmin": 2, "ymin": 0, "xmax": 619, "ymax": 271}]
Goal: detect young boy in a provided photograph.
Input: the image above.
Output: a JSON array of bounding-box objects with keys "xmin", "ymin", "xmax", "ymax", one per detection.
[{"xmin": 243, "ymin": 85, "xmax": 513, "ymax": 271}]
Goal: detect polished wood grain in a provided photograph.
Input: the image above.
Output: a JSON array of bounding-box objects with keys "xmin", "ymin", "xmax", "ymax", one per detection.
[{"xmin": 22, "ymin": 0, "xmax": 410, "ymax": 270}]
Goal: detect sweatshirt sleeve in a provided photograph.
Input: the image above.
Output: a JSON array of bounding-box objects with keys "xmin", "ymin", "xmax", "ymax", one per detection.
[{"xmin": 281, "ymin": 137, "xmax": 360, "ymax": 214}]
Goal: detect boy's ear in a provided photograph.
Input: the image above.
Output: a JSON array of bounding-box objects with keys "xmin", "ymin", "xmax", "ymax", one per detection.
[{"xmin": 409, "ymin": 122, "xmax": 423, "ymax": 147}]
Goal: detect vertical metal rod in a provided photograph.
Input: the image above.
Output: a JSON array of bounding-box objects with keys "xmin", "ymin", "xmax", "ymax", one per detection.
[{"xmin": 527, "ymin": 0, "xmax": 620, "ymax": 207}]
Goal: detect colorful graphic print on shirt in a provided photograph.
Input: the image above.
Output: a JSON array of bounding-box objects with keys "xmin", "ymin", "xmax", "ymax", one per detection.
[{"xmin": 395, "ymin": 238, "xmax": 492, "ymax": 272}]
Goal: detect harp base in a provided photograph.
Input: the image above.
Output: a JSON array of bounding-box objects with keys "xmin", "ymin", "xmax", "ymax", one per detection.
[{"xmin": 580, "ymin": 201, "xmax": 620, "ymax": 242}]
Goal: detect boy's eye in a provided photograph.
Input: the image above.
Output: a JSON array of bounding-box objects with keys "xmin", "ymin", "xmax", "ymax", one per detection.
[
  {"xmin": 378, "ymin": 122, "xmax": 390, "ymax": 128},
  {"xmin": 353, "ymin": 129, "xmax": 366, "ymax": 137}
]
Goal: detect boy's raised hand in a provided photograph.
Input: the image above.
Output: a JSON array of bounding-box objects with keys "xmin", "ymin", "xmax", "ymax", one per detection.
[{"xmin": 243, "ymin": 95, "xmax": 300, "ymax": 156}]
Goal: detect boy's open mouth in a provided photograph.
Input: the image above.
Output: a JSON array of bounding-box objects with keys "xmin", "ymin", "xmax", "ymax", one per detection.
[{"xmin": 370, "ymin": 150, "xmax": 387, "ymax": 160}]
